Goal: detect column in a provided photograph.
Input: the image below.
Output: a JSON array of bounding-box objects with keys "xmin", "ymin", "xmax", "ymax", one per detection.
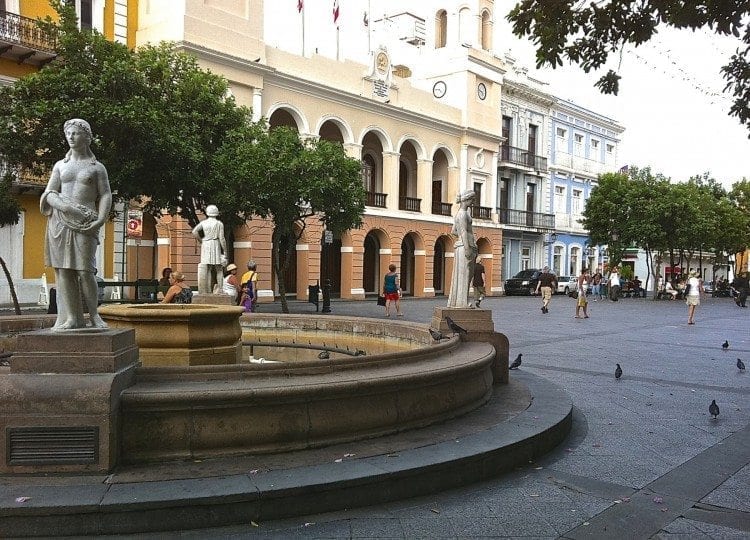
[
  {"xmin": 343, "ymin": 142, "xmax": 363, "ymax": 160},
  {"xmin": 446, "ymin": 166, "xmax": 460, "ymax": 207},
  {"xmin": 416, "ymin": 159, "xmax": 433, "ymax": 214},
  {"xmin": 382, "ymin": 151, "xmax": 400, "ymax": 211},
  {"xmin": 459, "ymin": 144, "xmax": 469, "ymax": 193},
  {"xmin": 295, "ymin": 243, "xmax": 309, "ymax": 301},
  {"xmin": 251, "ymin": 87, "xmax": 263, "ymax": 122},
  {"xmin": 489, "ymin": 150, "xmax": 499, "ymax": 223}
]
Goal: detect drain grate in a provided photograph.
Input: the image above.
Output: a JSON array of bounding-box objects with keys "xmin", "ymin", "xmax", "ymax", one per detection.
[{"xmin": 7, "ymin": 426, "xmax": 99, "ymax": 465}]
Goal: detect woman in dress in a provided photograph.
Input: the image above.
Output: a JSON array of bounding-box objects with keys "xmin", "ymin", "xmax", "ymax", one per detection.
[
  {"xmin": 161, "ymin": 271, "xmax": 193, "ymax": 304},
  {"xmin": 685, "ymin": 270, "xmax": 703, "ymax": 325}
]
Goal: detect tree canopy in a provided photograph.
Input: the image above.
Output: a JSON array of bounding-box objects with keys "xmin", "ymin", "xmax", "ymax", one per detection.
[
  {"xmin": 0, "ymin": 0, "xmax": 254, "ymax": 228},
  {"xmin": 582, "ymin": 167, "xmax": 750, "ymax": 293},
  {"xmin": 507, "ymin": 1, "xmax": 750, "ymax": 134},
  {"xmin": 212, "ymin": 126, "xmax": 366, "ymax": 313}
]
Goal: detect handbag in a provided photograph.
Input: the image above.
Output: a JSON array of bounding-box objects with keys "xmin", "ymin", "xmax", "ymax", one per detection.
[
  {"xmin": 684, "ymin": 283, "xmax": 691, "ymax": 296},
  {"xmin": 377, "ymin": 295, "xmax": 386, "ymax": 306}
]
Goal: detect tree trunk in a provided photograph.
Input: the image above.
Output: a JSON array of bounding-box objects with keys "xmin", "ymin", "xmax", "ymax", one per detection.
[
  {"xmin": 272, "ymin": 229, "xmax": 289, "ymax": 314},
  {"xmin": 0, "ymin": 256, "xmax": 21, "ymax": 315}
]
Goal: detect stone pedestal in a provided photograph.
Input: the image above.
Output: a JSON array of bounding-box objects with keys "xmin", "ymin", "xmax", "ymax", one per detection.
[
  {"xmin": 432, "ymin": 307, "xmax": 510, "ymax": 384},
  {"xmin": 192, "ymin": 293, "xmax": 235, "ymax": 305},
  {"xmin": 0, "ymin": 328, "xmax": 139, "ymax": 473}
]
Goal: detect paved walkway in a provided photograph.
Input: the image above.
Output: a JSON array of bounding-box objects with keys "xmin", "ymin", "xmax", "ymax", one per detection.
[
  {"xmin": 174, "ymin": 293, "xmax": 749, "ymax": 538},
  {"xmin": 3, "ymin": 294, "xmax": 749, "ymax": 538}
]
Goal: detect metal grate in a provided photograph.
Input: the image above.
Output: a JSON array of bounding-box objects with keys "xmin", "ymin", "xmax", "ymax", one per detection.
[{"xmin": 7, "ymin": 426, "xmax": 98, "ymax": 465}]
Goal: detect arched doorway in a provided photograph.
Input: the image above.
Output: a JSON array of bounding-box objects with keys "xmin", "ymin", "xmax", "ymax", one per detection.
[
  {"xmin": 433, "ymin": 236, "xmax": 450, "ymax": 295},
  {"xmin": 321, "ymin": 232, "xmax": 342, "ymax": 297},
  {"xmin": 363, "ymin": 232, "xmax": 380, "ymax": 294},
  {"xmin": 318, "ymin": 120, "xmax": 344, "ymax": 143},
  {"xmin": 400, "ymin": 235, "xmax": 416, "ymax": 296},
  {"xmin": 268, "ymin": 109, "xmax": 299, "ymax": 131}
]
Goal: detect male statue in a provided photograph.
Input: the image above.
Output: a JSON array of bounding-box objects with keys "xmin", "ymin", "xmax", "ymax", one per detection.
[
  {"xmin": 40, "ymin": 119, "xmax": 112, "ymax": 330},
  {"xmin": 192, "ymin": 205, "xmax": 228, "ymax": 294},
  {"xmin": 447, "ymin": 189, "xmax": 479, "ymax": 308}
]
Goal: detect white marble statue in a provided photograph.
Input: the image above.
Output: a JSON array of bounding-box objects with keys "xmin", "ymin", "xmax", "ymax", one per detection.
[
  {"xmin": 191, "ymin": 205, "xmax": 228, "ymax": 294},
  {"xmin": 40, "ymin": 118, "xmax": 112, "ymax": 330},
  {"xmin": 447, "ymin": 189, "xmax": 478, "ymax": 308}
]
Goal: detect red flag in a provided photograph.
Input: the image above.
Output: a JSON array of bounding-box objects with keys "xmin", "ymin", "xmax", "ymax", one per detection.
[
  {"xmin": 297, "ymin": 0, "xmax": 303, "ymax": 12},
  {"xmin": 333, "ymin": 0, "xmax": 339, "ymax": 23}
]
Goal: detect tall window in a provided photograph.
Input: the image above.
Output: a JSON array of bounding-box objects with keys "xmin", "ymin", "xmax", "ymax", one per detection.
[
  {"xmin": 499, "ymin": 178, "xmax": 509, "ymax": 210},
  {"xmin": 473, "ymin": 182, "xmax": 483, "ymax": 206},
  {"xmin": 480, "ymin": 10, "xmax": 492, "ymax": 50},
  {"xmin": 556, "ymin": 126, "xmax": 568, "ymax": 153},
  {"xmin": 553, "ymin": 245, "xmax": 563, "ymax": 276},
  {"xmin": 590, "ymin": 139, "xmax": 599, "ymax": 158},
  {"xmin": 458, "ymin": 7, "xmax": 472, "ymax": 45},
  {"xmin": 573, "ymin": 133, "xmax": 584, "ymax": 157},
  {"xmin": 435, "ymin": 10, "xmax": 447, "ymax": 48},
  {"xmin": 570, "ymin": 247, "xmax": 580, "ymax": 275},
  {"xmin": 554, "ymin": 186, "xmax": 565, "ymax": 212},
  {"xmin": 572, "ymin": 189, "xmax": 582, "ymax": 214},
  {"xmin": 521, "ymin": 247, "xmax": 531, "ymax": 270},
  {"xmin": 528, "ymin": 124, "xmax": 538, "ymax": 155}
]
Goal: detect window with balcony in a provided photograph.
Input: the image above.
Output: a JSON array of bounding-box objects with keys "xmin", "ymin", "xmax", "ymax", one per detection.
[{"xmin": 502, "ymin": 116, "xmax": 512, "ymax": 146}]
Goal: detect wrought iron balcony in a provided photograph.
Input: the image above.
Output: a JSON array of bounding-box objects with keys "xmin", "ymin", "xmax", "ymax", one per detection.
[
  {"xmin": 497, "ymin": 208, "xmax": 555, "ymax": 230},
  {"xmin": 431, "ymin": 201, "xmax": 452, "ymax": 216},
  {"xmin": 0, "ymin": 11, "xmax": 57, "ymax": 66},
  {"xmin": 399, "ymin": 196, "xmax": 421, "ymax": 212},
  {"xmin": 365, "ymin": 191, "xmax": 387, "ymax": 208},
  {"xmin": 499, "ymin": 144, "xmax": 548, "ymax": 172},
  {"xmin": 471, "ymin": 205, "xmax": 492, "ymax": 220}
]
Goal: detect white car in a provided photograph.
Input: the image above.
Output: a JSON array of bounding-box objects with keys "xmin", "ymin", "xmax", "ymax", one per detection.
[{"xmin": 556, "ymin": 276, "xmax": 578, "ymax": 296}]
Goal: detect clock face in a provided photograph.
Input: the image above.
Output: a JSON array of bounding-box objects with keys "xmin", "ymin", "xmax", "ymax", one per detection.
[
  {"xmin": 477, "ymin": 82, "xmax": 487, "ymax": 100},
  {"xmin": 433, "ymin": 80, "xmax": 447, "ymax": 99}
]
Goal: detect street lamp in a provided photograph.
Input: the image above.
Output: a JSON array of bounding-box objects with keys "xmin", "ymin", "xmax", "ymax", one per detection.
[{"xmin": 543, "ymin": 232, "xmax": 557, "ymax": 246}]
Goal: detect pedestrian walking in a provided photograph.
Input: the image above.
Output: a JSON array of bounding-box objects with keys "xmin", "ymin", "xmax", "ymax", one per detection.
[
  {"xmin": 608, "ymin": 266, "xmax": 621, "ymax": 301},
  {"xmin": 591, "ymin": 270, "xmax": 603, "ymax": 301},
  {"xmin": 575, "ymin": 267, "xmax": 590, "ymax": 319},
  {"xmin": 383, "ymin": 264, "xmax": 403, "ymax": 317},
  {"xmin": 686, "ymin": 270, "xmax": 703, "ymax": 324},
  {"xmin": 535, "ymin": 266, "xmax": 557, "ymax": 314},
  {"xmin": 472, "ymin": 256, "xmax": 486, "ymax": 308}
]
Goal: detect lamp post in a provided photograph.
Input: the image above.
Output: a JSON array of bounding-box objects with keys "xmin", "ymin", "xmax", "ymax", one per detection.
[
  {"xmin": 544, "ymin": 232, "xmax": 557, "ymax": 269},
  {"xmin": 322, "ymin": 230, "xmax": 333, "ymax": 313}
]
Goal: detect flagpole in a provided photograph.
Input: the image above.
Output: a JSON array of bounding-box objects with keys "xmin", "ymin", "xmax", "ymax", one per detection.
[
  {"xmin": 301, "ymin": 5, "xmax": 305, "ymax": 56},
  {"xmin": 367, "ymin": 0, "xmax": 372, "ymax": 54},
  {"xmin": 336, "ymin": 25, "xmax": 340, "ymax": 61}
]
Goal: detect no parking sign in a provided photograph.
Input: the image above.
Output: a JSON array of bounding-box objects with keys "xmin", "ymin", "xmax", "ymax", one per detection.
[{"xmin": 127, "ymin": 210, "xmax": 143, "ymax": 238}]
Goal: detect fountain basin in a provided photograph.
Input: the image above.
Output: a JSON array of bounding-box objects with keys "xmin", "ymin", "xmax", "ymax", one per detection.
[
  {"xmin": 98, "ymin": 304, "xmax": 244, "ymax": 367},
  {"xmin": 119, "ymin": 314, "xmax": 498, "ymax": 463}
]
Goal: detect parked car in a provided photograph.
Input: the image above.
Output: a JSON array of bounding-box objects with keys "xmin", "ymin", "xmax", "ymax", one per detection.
[
  {"xmin": 555, "ymin": 276, "xmax": 577, "ymax": 296},
  {"xmin": 504, "ymin": 269, "xmax": 541, "ymax": 296}
]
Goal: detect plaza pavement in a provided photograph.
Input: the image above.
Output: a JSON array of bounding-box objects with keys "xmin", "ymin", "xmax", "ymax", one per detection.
[
  {"xmin": 2, "ymin": 293, "xmax": 748, "ymax": 538},
  {"xmin": 168, "ymin": 292, "xmax": 750, "ymax": 539}
]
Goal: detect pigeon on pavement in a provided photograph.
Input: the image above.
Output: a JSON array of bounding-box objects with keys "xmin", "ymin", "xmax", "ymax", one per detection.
[
  {"xmin": 737, "ymin": 358, "xmax": 746, "ymax": 371},
  {"xmin": 354, "ymin": 349, "xmax": 366, "ymax": 356},
  {"xmin": 429, "ymin": 328, "xmax": 446, "ymax": 341},
  {"xmin": 445, "ymin": 316, "xmax": 468, "ymax": 336},
  {"xmin": 615, "ymin": 364, "xmax": 623, "ymax": 380},
  {"xmin": 722, "ymin": 340, "xmax": 729, "ymax": 351},
  {"xmin": 709, "ymin": 399, "xmax": 720, "ymax": 419},
  {"xmin": 317, "ymin": 350, "xmax": 330, "ymax": 360},
  {"xmin": 509, "ymin": 353, "xmax": 522, "ymax": 370}
]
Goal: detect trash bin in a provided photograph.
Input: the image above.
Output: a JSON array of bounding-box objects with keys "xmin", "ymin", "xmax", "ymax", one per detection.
[{"xmin": 308, "ymin": 283, "xmax": 320, "ymax": 311}]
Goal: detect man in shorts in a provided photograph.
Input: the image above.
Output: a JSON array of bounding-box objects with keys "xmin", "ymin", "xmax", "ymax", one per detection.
[{"xmin": 535, "ymin": 266, "xmax": 557, "ymax": 314}]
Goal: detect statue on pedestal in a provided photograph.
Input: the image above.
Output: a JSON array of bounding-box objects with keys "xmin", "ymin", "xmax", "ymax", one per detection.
[
  {"xmin": 191, "ymin": 205, "xmax": 227, "ymax": 294},
  {"xmin": 40, "ymin": 119, "xmax": 112, "ymax": 330},
  {"xmin": 447, "ymin": 189, "xmax": 478, "ymax": 308}
]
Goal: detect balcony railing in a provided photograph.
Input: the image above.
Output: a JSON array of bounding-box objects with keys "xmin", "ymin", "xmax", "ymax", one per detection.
[
  {"xmin": 0, "ymin": 11, "xmax": 57, "ymax": 56},
  {"xmin": 365, "ymin": 191, "xmax": 387, "ymax": 208},
  {"xmin": 499, "ymin": 144, "xmax": 548, "ymax": 172},
  {"xmin": 471, "ymin": 205, "xmax": 492, "ymax": 220},
  {"xmin": 497, "ymin": 208, "xmax": 555, "ymax": 230},
  {"xmin": 431, "ymin": 201, "xmax": 452, "ymax": 216},
  {"xmin": 399, "ymin": 196, "xmax": 421, "ymax": 212}
]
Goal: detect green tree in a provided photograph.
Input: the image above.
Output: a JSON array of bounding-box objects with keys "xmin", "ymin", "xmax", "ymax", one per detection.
[
  {"xmin": 213, "ymin": 126, "xmax": 366, "ymax": 313},
  {"xmin": 0, "ymin": 176, "xmax": 23, "ymax": 314},
  {"xmin": 507, "ymin": 2, "xmax": 750, "ymax": 134},
  {"xmin": 0, "ymin": 0, "xmax": 254, "ymax": 231}
]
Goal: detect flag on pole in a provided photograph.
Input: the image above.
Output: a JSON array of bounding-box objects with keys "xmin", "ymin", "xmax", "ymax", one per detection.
[
  {"xmin": 297, "ymin": 0, "xmax": 303, "ymax": 13},
  {"xmin": 333, "ymin": 0, "xmax": 340, "ymax": 24}
]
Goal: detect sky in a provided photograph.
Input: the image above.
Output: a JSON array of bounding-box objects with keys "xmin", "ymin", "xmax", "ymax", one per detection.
[{"xmin": 266, "ymin": 2, "xmax": 749, "ymax": 189}]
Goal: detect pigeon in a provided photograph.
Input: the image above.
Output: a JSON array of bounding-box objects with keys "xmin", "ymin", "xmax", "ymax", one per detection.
[
  {"xmin": 615, "ymin": 363, "xmax": 623, "ymax": 380},
  {"xmin": 722, "ymin": 340, "xmax": 729, "ymax": 351},
  {"xmin": 354, "ymin": 349, "xmax": 366, "ymax": 356},
  {"xmin": 429, "ymin": 328, "xmax": 446, "ymax": 341},
  {"xmin": 737, "ymin": 358, "xmax": 746, "ymax": 372},
  {"xmin": 509, "ymin": 353, "xmax": 522, "ymax": 370},
  {"xmin": 317, "ymin": 350, "xmax": 330, "ymax": 360},
  {"xmin": 709, "ymin": 399, "xmax": 720, "ymax": 419},
  {"xmin": 445, "ymin": 316, "xmax": 468, "ymax": 336}
]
